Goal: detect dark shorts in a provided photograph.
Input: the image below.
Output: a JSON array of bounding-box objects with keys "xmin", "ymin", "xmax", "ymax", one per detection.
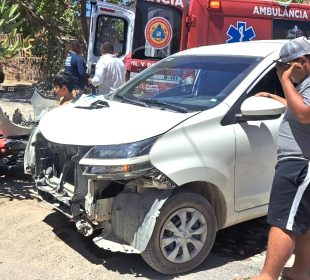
[{"xmin": 267, "ymin": 158, "xmax": 310, "ymax": 235}]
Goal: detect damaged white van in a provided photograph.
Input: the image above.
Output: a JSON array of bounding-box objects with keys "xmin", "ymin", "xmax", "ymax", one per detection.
[{"xmin": 28, "ymin": 40, "xmax": 287, "ymax": 274}]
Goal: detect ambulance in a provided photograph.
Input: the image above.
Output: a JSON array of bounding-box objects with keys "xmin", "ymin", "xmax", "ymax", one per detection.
[{"xmin": 129, "ymin": 0, "xmax": 310, "ymax": 72}]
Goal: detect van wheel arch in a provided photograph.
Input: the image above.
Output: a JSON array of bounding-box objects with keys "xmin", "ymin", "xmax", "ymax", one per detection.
[
  {"xmin": 172, "ymin": 181, "xmax": 227, "ymax": 230},
  {"xmin": 142, "ymin": 191, "xmax": 217, "ymax": 274}
]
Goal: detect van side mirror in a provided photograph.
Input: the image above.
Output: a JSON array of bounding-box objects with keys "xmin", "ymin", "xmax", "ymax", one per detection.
[{"xmin": 236, "ymin": 96, "xmax": 286, "ymax": 122}]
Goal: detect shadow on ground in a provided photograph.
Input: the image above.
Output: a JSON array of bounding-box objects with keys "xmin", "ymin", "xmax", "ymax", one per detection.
[
  {"xmin": 0, "ymin": 174, "xmax": 37, "ymax": 201},
  {"xmin": 43, "ymin": 210, "xmax": 173, "ymax": 279},
  {"xmin": 43, "ymin": 210, "xmax": 270, "ymax": 278},
  {"xmin": 1, "ymin": 174, "xmax": 271, "ymax": 278}
]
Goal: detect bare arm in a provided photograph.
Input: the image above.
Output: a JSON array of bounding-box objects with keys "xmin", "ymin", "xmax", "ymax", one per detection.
[
  {"xmin": 277, "ymin": 63, "xmax": 310, "ymax": 124},
  {"xmin": 255, "ymin": 92, "xmax": 287, "ymax": 106}
]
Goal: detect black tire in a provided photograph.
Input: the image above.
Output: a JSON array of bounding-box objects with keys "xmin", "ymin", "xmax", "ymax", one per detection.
[{"xmin": 141, "ymin": 192, "xmax": 217, "ymax": 274}]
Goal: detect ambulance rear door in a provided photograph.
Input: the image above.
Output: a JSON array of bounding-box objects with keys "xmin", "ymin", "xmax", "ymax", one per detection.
[{"xmin": 87, "ymin": 2, "xmax": 135, "ymax": 73}]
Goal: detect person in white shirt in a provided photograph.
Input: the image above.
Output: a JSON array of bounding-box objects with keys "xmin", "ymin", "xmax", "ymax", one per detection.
[{"xmin": 90, "ymin": 42, "xmax": 126, "ymax": 95}]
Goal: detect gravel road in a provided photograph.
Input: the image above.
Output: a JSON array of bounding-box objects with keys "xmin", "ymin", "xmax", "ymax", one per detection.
[{"xmin": 0, "ymin": 86, "xmax": 293, "ymax": 280}]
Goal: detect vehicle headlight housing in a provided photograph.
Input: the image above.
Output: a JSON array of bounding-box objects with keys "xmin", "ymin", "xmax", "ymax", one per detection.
[{"xmin": 80, "ymin": 136, "xmax": 159, "ymax": 179}]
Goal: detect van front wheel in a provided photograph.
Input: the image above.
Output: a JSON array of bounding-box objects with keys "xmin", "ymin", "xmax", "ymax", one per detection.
[{"xmin": 141, "ymin": 192, "xmax": 217, "ymax": 274}]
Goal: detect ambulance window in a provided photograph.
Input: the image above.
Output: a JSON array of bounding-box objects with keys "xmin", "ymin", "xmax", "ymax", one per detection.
[
  {"xmin": 273, "ymin": 20, "xmax": 310, "ymax": 39},
  {"xmin": 132, "ymin": 2, "xmax": 182, "ymax": 60},
  {"xmin": 143, "ymin": 9, "xmax": 175, "ymax": 58},
  {"xmin": 94, "ymin": 15, "xmax": 128, "ymax": 57}
]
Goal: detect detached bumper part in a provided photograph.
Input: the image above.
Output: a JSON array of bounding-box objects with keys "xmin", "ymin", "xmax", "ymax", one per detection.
[
  {"xmin": 94, "ymin": 188, "xmax": 173, "ymax": 253},
  {"xmin": 93, "ymin": 233, "xmax": 141, "ymax": 254}
]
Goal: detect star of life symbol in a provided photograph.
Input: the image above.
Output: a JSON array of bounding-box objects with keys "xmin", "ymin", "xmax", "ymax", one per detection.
[{"xmin": 226, "ymin": 21, "xmax": 256, "ymax": 43}]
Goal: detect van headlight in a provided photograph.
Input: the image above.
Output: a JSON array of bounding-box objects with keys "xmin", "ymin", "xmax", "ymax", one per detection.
[{"xmin": 79, "ymin": 136, "xmax": 159, "ymax": 179}]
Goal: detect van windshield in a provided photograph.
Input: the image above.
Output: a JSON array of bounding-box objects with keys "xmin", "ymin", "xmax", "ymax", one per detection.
[{"xmin": 112, "ymin": 55, "xmax": 262, "ymax": 112}]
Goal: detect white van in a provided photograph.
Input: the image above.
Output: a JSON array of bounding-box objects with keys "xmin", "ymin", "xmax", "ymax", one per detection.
[{"xmin": 30, "ymin": 40, "xmax": 286, "ymax": 274}]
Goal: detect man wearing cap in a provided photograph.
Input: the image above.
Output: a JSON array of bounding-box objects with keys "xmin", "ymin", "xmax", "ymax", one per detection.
[{"xmin": 249, "ymin": 37, "xmax": 310, "ymax": 280}]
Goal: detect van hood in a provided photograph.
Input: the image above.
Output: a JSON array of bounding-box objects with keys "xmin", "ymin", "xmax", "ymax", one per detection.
[{"xmin": 39, "ymin": 99, "xmax": 195, "ymax": 146}]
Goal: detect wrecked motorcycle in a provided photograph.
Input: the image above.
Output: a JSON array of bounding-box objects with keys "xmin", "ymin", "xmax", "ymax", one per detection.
[
  {"xmin": 0, "ymin": 88, "xmax": 57, "ymax": 175},
  {"xmin": 0, "ymin": 107, "xmax": 33, "ymax": 174}
]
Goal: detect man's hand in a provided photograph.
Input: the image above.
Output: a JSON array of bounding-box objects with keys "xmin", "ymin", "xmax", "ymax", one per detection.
[
  {"xmin": 255, "ymin": 92, "xmax": 271, "ymax": 98},
  {"xmin": 276, "ymin": 62, "xmax": 299, "ymax": 83}
]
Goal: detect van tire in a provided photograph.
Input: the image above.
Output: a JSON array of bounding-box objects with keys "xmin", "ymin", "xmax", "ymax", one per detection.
[{"xmin": 141, "ymin": 192, "xmax": 217, "ymax": 274}]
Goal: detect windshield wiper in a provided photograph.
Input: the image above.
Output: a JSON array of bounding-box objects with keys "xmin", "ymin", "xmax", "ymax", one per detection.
[
  {"xmin": 113, "ymin": 95, "xmax": 148, "ymax": 107},
  {"xmin": 140, "ymin": 99, "xmax": 189, "ymax": 113}
]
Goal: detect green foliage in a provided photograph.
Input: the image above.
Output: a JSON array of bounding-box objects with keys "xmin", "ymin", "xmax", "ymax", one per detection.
[
  {"xmin": 37, "ymin": 9, "xmax": 77, "ymax": 74},
  {"xmin": 8, "ymin": 0, "xmax": 85, "ymax": 76},
  {"xmin": 108, "ymin": 0, "xmax": 123, "ymax": 4},
  {"xmin": 4, "ymin": 0, "xmax": 123, "ymax": 76},
  {"xmin": 0, "ymin": 0, "xmax": 31, "ymax": 60}
]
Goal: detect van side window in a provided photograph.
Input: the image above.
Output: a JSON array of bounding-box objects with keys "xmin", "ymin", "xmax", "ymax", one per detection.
[
  {"xmin": 248, "ymin": 67, "xmax": 284, "ymax": 98},
  {"xmin": 221, "ymin": 67, "xmax": 284, "ymax": 126}
]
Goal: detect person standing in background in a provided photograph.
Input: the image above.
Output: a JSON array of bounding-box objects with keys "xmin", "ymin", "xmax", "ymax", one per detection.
[
  {"xmin": 0, "ymin": 65, "xmax": 5, "ymax": 83},
  {"xmin": 64, "ymin": 40, "xmax": 87, "ymax": 91},
  {"xmin": 89, "ymin": 42, "xmax": 125, "ymax": 95}
]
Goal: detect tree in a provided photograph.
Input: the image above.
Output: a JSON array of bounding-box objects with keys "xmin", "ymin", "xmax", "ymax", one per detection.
[
  {"xmin": 5, "ymin": 0, "xmax": 123, "ymax": 76},
  {"xmin": 6, "ymin": 0, "xmax": 85, "ymax": 76},
  {"xmin": 0, "ymin": 0, "xmax": 31, "ymax": 60}
]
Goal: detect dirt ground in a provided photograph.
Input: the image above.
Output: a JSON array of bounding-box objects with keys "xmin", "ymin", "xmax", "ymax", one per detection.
[{"xmin": 0, "ymin": 175, "xmax": 149, "ymax": 280}]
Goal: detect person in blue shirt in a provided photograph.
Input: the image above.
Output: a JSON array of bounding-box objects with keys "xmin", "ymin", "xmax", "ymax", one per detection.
[{"xmin": 64, "ymin": 40, "xmax": 87, "ymax": 90}]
